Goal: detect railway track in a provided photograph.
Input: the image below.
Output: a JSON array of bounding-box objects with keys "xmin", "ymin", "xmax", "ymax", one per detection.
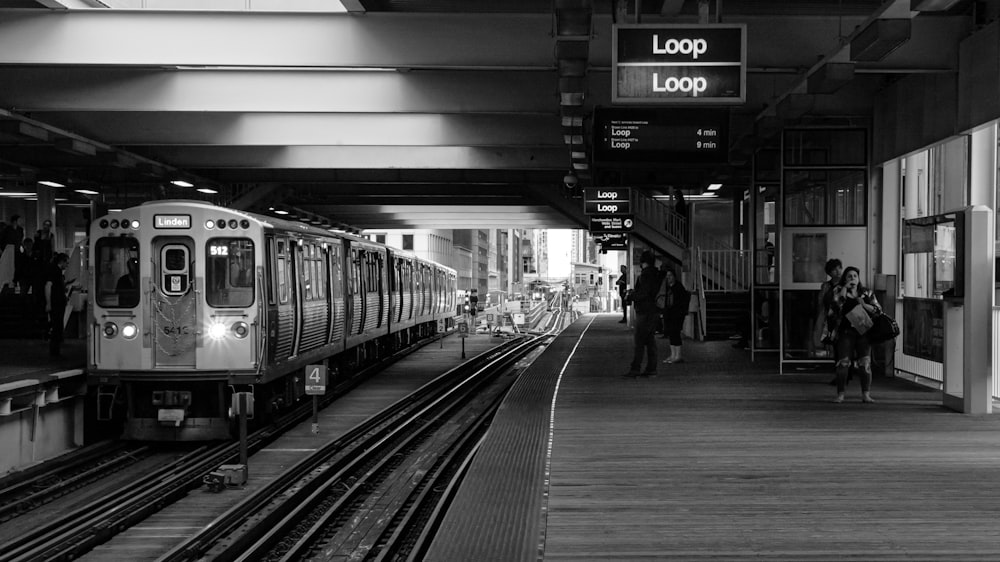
[
  {"xmin": 0, "ymin": 440, "xmax": 153, "ymax": 524},
  {"xmin": 0, "ymin": 328, "xmax": 555, "ymax": 561},
  {"xmin": 0, "ymin": 331, "xmax": 478, "ymax": 562},
  {"xmin": 157, "ymin": 334, "xmax": 548, "ymax": 562}
]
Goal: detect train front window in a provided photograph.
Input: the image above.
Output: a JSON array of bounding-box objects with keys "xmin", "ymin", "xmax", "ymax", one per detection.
[
  {"xmin": 95, "ymin": 237, "xmax": 141, "ymax": 308},
  {"xmin": 206, "ymin": 238, "xmax": 255, "ymax": 307}
]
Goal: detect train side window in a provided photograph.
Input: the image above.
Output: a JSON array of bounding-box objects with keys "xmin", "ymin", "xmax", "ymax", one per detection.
[
  {"xmin": 95, "ymin": 237, "xmax": 141, "ymax": 308},
  {"xmin": 265, "ymin": 236, "xmax": 276, "ymax": 305},
  {"xmin": 205, "ymin": 238, "xmax": 254, "ymax": 308},
  {"xmin": 276, "ymin": 239, "xmax": 288, "ymax": 304}
]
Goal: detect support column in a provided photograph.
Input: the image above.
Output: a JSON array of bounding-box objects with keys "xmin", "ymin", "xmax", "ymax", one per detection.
[{"xmin": 963, "ymin": 206, "xmax": 993, "ymax": 414}]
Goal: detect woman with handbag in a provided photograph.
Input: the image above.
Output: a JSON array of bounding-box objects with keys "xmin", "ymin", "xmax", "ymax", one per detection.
[
  {"xmin": 658, "ymin": 269, "xmax": 690, "ymax": 364},
  {"xmin": 826, "ymin": 266, "xmax": 881, "ymax": 404}
]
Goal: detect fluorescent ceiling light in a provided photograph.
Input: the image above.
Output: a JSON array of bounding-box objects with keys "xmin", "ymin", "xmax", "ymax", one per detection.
[
  {"xmin": 171, "ymin": 180, "xmax": 194, "ymax": 188},
  {"xmin": 653, "ymin": 193, "xmax": 718, "ymax": 200},
  {"xmin": 172, "ymin": 66, "xmax": 394, "ymax": 72},
  {"xmin": 707, "ymin": 183, "xmax": 723, "ymax": 191},
  {"xmin": 75, "ymin": 189, "xmax": 100, "ymax": 195},
  {"xmin": 274, "ymin": 209, "xmax": 289, "ymax": 215},
  {"xmin": 197, "ymin": 187, "xmax": 219, "ymax": 194},
  {"xmin": 0, "ymin": 192, "xmax": 36, "ymax": 197},
  {"xmin": 38, "ymin": 180, "xmax": 65, "ymax": 188}
]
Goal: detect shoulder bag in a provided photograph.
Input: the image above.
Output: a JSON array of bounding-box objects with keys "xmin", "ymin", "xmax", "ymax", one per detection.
[{"xmin": 867, "ymin": 312, "xmax": 900, "ymax": 344}]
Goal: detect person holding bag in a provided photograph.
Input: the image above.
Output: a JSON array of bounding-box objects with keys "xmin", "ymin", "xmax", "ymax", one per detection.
[
  {"xmin": 658, "ymin": 268, "xmax": 690, "ymax": 364},
  {"xmin": 826, "ymin": 266, "xmax": 881, "ymax": 404}
]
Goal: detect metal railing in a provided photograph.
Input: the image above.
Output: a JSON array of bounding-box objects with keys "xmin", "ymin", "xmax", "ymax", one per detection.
[
  {"xmin": 698, "ymin": 249, "xmax": 751, "ymax": 292},
  {"xmin": 631, "ymin": 192, "xmax": 687, "ymax": 246}
]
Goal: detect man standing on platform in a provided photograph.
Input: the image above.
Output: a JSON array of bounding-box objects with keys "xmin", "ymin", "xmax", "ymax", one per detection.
[
  {"xmin": 616, "ymin": 264, "xmax": 628, "ymax": 323},
  {"xmin": 623, "ymin": 250, "xmax": 660, "ymax": 378},
  {"xmin": 44, "ymin": 252, "xmax": 70, "ymax": 357}
]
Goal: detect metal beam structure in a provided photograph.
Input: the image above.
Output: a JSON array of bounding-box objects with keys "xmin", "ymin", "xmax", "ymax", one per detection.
[{"xmin": 0, "ymin": 1, "xmax": 978, "ymax": 231}]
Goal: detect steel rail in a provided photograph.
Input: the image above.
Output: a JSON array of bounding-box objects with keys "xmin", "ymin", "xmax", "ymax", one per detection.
[
  {"xmin": 0, "ymin": 331, "xmax": 464, "ymax": 562},
  {"xmin": 155, "ymin": 335, "xmax": 534, "ymax": 562},
  {"xmin": 268, "ymin": 342, "xmax": 528, "ymax": 561}
]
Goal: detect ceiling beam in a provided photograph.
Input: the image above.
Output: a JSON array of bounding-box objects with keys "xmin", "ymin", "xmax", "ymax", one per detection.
[
  {"xmin": 31, "ymin": 112, "xmax": 565, "ymax": 147},
  {"xmin": 0, "ymin": 68, "xmax": 559, "ymax": 113},
  {"xmin": 140, "ymin": 145, "xmax": 570, "ymax": 170},
  {"xmin": 0, "ymin": 11, "xmax": 555, "ymax": 67}
]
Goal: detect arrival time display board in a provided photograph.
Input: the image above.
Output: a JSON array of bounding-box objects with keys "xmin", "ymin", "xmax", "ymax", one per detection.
[{"xmin": 593, "ymin": 106, "xmax": 729, "ymax": 165}]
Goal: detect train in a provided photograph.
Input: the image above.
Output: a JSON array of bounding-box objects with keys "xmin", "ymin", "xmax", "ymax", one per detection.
[{"xmin": 87, "ymin": 200, "xmax": 457, "ymax": 440}]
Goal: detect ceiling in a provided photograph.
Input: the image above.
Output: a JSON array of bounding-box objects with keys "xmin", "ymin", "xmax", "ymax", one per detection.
[{"xmin": 0, "ymin": 0, "xmax": 978, "ymax": 232}]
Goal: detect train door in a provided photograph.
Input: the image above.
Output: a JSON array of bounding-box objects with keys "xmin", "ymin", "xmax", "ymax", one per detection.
[
  {"xmin": 374, "ymin": 250, "xmax": 386, "ymax": 328},
  {"xmin": 269, "ymin": 236, "xmax": 297, "ymax": 362},
  {"xmin": 328, "ymin": 241, "xmax": 345, "ymax": 344},
  {"xmin": 150, "ymin": 238, "xmax": 197, "ymax": 368},
  {"xmin": 347, "ymin": 245, "xmax": 363, "ymax": 335}
]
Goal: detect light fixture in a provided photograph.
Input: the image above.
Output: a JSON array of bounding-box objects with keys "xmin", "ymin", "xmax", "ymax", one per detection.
[
  {"xmin": 707, "ymin": 183, "xmax": 722, "ymax": 191},
  {"xmin": 171, "ymin": 180, "xmax": 194, "ymax": 188},
  {"xmin": 197, "ymin": 187, "xmax": 219, "ymax": 194},
  {"xmin": 654, "ymin": 193, "xmax": 718, "ymax": 200},
  {"xmin": 38, "ymin": 180, "xmax": 65, "ymax": 188},
  {"xmin": 274, "ymin": 209, "xmax": 289, "ymax": 215},
  {"xmin": 74, "ymin": 189, "xmax": 100, "ymax": 195}
]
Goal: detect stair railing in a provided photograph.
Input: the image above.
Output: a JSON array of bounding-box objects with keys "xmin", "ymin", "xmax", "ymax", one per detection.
[
  {"xmin": 694, "ymin": 247, "xmax": 707, "ymax": 341},
  {"xmin": 698, "ymin": 249, "xmax": 751, "ymax": 292},
  {"xmin": 632, "ymin": 191, "xmax": 687, "ymax": 246}
]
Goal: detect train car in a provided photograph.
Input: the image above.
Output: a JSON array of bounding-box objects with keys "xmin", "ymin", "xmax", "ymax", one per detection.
[
  {"xmin": 88, "ymin": 200, "xmax": 456, "ymax": 440},
  {"xmin": 386, "ymin": 249, "xmax": 458, "ymax": 348}
]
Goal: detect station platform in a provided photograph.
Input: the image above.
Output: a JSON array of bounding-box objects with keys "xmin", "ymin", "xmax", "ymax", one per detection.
[
  {"xmin": 428, "ymin": 313, "xmax": 1000, "ymax": 561},
  {"xmin": 0, "ymin": 337, "xmax": 86, "ymax": 384}
]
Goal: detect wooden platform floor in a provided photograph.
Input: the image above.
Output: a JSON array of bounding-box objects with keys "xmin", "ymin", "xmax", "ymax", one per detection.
[{"xmin": 430, "ymin": 313, "xmax": 1000, "ymax": 561}]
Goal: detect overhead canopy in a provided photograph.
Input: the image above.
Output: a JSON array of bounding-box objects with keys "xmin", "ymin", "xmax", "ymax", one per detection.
[{"xmin": 0, "ymin": 0, "xmax": 973, "ymax": 231}]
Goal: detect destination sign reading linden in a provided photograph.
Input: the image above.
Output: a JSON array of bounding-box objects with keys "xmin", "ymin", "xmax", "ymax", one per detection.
[
  {"xmin": 613, "ymin": 23, "xmax": 746, "ymax": 104},
  {"xmin": 154, "ymin": 215, "xmax": 191, "ymax": 229},
  {"xmin": 584, "ymin": 187, "xmax": 632, "ymax": 215},
  {"xmin": 593, "ymin": 107, "xmax": 729, "ymax": 165},
  {"xmin": 590, "ymin": 215, "xmax": 634, "ymax": 233}
]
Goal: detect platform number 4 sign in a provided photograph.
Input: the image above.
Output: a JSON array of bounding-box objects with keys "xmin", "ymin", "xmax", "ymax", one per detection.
[{"xmin": 305, "ymin": 364, "xmax": 327, "ymax": 395}]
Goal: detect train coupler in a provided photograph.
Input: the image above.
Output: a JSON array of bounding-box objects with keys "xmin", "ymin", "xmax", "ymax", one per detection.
[{"xmin": 203, "ymin": 464, "xmax": 248, "ymax": 492}]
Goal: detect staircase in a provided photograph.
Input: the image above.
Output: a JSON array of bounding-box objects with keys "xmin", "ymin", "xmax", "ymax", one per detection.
[{"xmin": 701, "ymin": 291, "xmax": 750, "ymax": 341}]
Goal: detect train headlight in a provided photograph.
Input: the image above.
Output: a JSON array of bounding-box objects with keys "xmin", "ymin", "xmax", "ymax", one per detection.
[
  {"xmin": 102, "ymin": 322, "xmax": 118, "ymax": 338},
  {"xmin": 208, "ymin": 322, "xmax": 228, "ymax": 340},
  {"xmin": 122, "ymin": 322, "xmax": 138, "ymax": 339},
  {"xmin": 205, "ymin": 220, "xmax": 215, "ymax": 230},
  {"xmin": 232, "ymin": 321, "xmax": 249, "ymax": 339}
]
